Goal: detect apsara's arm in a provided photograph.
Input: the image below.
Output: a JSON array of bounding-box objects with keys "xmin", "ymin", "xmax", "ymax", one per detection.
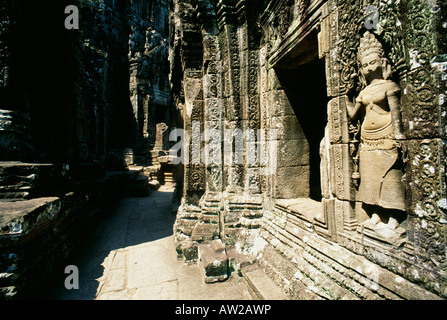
[
  {"xmin": 387, "ymin": 88, "xmax": 406, "ymax": 140},
  {"xmin": 347, "ymin": 96, "xmax": 363, "ymax": 120}
]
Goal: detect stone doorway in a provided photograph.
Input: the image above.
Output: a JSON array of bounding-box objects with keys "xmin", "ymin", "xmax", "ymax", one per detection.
[{"xmin": 274, "ymin": 32, "xmax": 328, "ymax": 201}]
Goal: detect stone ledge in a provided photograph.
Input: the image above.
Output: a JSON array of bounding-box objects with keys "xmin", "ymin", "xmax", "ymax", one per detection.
[
  {"xmin": 241, "ymin": 264, "xmax": 288, "ymax": 300},
  {"xmin": 304, "ymin": 234, "xmax": 444, "ymax": 300},
  {"xmin": 0, "ymin": 197, "xmax": 61, "ymax": 246},
  {"xmin": 226, "ymin": 246, "xmax": 257, "ymax": 274},
  {"xmin": 0, "ymin": 170, "xmax": 131, "ymax": 299},
  {"xmin": 0, "ymin": 161, "xmax": 53, "ymax": 168},
  {"xmin": 275, "ymin": 198, "xmax": 323, "ymax": 223},
  {"xmin": 260, "ymin": 203, "xmax": 446, "ymax": 299},
  {"xmin": 0, "ymin": 162, "xmax": 58, "ymax": 200}
]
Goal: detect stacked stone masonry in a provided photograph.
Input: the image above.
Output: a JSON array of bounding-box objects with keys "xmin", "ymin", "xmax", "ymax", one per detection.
[{"xmin": 171, "ymin": 0, "xmax": 446, "ymax": 300}]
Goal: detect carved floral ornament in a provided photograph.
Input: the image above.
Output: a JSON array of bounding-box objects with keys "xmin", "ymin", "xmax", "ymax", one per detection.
[{"xmin": 263, "ymin": 0, "xmax": 312, "ymax": 46}]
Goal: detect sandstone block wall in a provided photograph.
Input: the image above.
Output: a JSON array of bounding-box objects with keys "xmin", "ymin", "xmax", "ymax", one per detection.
[{"xmin": 170, "ymin": 0, "xmax": 446, "ymax": 299}]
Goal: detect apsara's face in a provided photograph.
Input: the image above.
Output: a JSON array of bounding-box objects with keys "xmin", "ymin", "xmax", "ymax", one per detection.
[{"xmin": 361, "ymin": 53, "xmax": 383, "ymax": 81}]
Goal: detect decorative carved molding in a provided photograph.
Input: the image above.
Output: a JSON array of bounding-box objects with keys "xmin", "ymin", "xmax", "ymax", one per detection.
[{"xmin": 407, "ymin": 139, "xmax": 446, "ymax": 274}]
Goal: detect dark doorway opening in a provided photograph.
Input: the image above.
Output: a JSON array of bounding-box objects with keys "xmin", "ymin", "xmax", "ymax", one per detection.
[{"xmin": 276, "ymin": 56, "xmax": 328, "ymax": 201}]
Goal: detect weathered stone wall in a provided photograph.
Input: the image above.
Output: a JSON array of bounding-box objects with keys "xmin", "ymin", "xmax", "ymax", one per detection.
[
  {"xmin": 0, "ymin": 0, "xmax": 133, "ymax": 163},
  {"xmin": 261, "ymin": 0, "xmax": 446, "ymax": 299},
  {"xmin": 314, "ymin": 0, "xmax": 446, "ymax": 298},
  {"xmin": 0, "ymin": 165, "xmax": 149, "ymax": 299},
  {"xmin": 170, "ymin": 0, "xmax": 447, "ymax": 299},
  {"xmin": 0, "ymin": 0, "xmax": 173, "ymax": 165},
  {"xmin": 170, "ymin": 0, "xmax": 269, "ymax": 263},
  {"xmin": 0, "ymin": 0, "xmax": 173, "ymax": 299}
]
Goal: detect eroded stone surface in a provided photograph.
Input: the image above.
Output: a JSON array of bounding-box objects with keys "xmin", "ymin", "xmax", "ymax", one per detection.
[
  {"xmin": 169, "ymin": 0, "xmax": 447, "ymax": 299},
  {"xmin": 198, "ymin": 240, "xmax": 229, "ymax": 283}
]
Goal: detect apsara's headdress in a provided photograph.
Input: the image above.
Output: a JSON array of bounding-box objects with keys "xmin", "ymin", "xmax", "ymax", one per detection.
[
  {"xmin": 358, "ymin": 31, "xmax": 384, "ymax": 62},
  {"xmin": 357, "ymin": 31, "xmax": 392, "ymax": 83}
]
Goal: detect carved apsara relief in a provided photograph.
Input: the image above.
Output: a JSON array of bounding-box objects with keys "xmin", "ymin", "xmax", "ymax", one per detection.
[{"xmin": 347, "ymin": 31, "xmax": 407, "ymax": 243}]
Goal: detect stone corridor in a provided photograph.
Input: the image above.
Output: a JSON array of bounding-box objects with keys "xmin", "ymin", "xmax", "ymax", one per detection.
[{"xmin": 44, "ymin": 186, "xmax": 266, "ymax": 300}]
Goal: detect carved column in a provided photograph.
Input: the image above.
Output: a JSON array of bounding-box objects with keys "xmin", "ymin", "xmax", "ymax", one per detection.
[
  {"xmin": 219, "ymin": 5, "xmax": 244, "ymax": 194},
  {"xmin": 399, "ymin": 0, "xmax": 447, "ymax": 292},
  {"xmin": 170, "ymin": 1, "xmax": 206, "ymax": 255},
  {"xmin": 176, "ymin": 0, "xmax": 206, "ymax": 204},
  {"xmin": 243, "ymin": 14, "xmax": 262, "ymax": 195},
  {"xmin": 203, "ymin": 34, "xmax": 223, "ymax": 193}
]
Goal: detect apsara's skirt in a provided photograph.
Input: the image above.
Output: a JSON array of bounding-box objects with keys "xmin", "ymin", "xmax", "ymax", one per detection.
[{"xmin": 356, "ymin": 121, "xmax": 406, "ymax": 211}]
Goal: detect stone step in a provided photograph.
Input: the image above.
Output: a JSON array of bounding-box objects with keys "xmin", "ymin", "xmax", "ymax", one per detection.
[
  {"xmin": 226, "ymin": 246, "xmax": 257, "ymax": 274},
  {"xmin": 198, "ymin": 239, "xmax": 229, "ymax": 283},
  {"xmin": 241, "ymin": 264, "xmax": 288, "ymax": 300}
]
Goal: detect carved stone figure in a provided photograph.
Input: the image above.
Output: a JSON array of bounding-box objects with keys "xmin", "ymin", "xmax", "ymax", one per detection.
[
  {"xmin": 347, "ymin": 31, "xmax": 406, "ymax": 236},
  {"xmin": 155, "ymin": 122, "xmax": 169, "ymax": 149}
]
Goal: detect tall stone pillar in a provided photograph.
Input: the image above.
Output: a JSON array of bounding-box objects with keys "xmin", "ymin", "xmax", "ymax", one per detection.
[{"xmin": 219, "ymin": 5, "xmax": 244, "ymax": 195}]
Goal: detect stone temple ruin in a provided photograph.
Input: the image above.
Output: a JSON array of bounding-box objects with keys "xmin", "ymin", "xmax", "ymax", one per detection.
[{"xmin": 0, "ymin": 0, "xmax": 446, "ymax": 300}]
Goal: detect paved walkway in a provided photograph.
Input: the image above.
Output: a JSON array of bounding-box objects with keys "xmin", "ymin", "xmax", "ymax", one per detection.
[{"xmin": 47, "ymin": 185, "xmax": 253, "ymax": 300}]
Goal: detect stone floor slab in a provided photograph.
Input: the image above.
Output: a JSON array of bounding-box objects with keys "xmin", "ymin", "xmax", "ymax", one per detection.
[
  {"xmin": 131, "ymin": 280, "xmax": 179, "ymax": 300},
  {"xmin": 44, "ymin": 186, "xmax": 258, "ymax": 300}
]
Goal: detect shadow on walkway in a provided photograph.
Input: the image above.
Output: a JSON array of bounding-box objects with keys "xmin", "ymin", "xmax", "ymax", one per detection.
[
  {"xmin": 44, "ymin": 186, "xmax": 177, "ymax": 300},
  {"xmin": 44, "ymin": 185, "xmax": 253, "ymax": 300}
]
